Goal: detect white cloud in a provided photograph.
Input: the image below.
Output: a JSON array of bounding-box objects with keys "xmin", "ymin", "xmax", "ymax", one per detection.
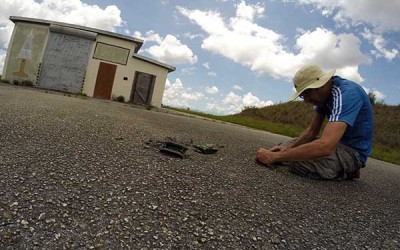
[
  {"xmin": 289, "ymin": 0, "xmax": 400, "ymax": 65},
  {"xmin": 242, "ymin": 92, "xmax": 273, "ymax": 108},
  {"xmin": 0, "ymin": 0, "xmax": 124, "ymax": 53},
  {"xmin": 373, "ymin": 90, "xmax": 386, "ymax": 101},
  {"xmin": 205, "ymin": 86, "xmax": 219, "ymax": 94},
  {"xmin": 160, "ymin": 0, "xmax": 170, "ymax": 6},
  {"xmin": 182, "ymin": 92, "xmax": 203, "ymax": 101},
  {"xmin": 296, "ymin": 28, "xmax": 370, "ymax": 66},
  {"xmin": 133, "ymin": 30, "xmax": 162, "ymax": 43},
  {"xmin": 288, "ymin": 1, "xmax": 400, "ymax": 63},
  {"xmin": 223, "ymin": 91, "xmax": 242, "ymax": 106},
  {"xmin": 203, "ymin": 62, "xmax": 216, "ymax": 77},
  {"xmin": 236, "ymin": 1, "xmax": 265, "ymax": 21},
  {"xmin": 209, "ymin": 91, "xmax": 273, "ymax": 114},
  {"xmin": 176, "ymin": 6, "xmax": 227, "ymax": 35},
  {"xmin": 0, "ymin": 0, "xmax": 124, "ymax": 32},
  {"xmin": 295, "ymin": 28, "xmax": 370, "ymax": 82},
  {"xmin": 292, "ymin": 0, "xmax": 400, "ymax": 32},
  {"xmin": 182, "ymin": 32, "xmax": 203, "ymax": 40},
  {"xmin": 145, "ymin": 34, "xmax": 198, "ymax": 65},
  {"xmin": 177, "ymin": 2, "xmax": 370, "ymax": 82},
  {"xmin": 362, "ymin": 86, "xmax": 386, "ymax": 101},
  {"xmin": 233, "ymin": 84, "xmax": 243, "ymax": 90},
  {"xmin": 0, "ymin": 22, "xmax": 14, "ymax": 49},
  {"xmin": 162, "ymin": 78, "xmax": 204, "ymax": 108},
  {"xmin": 181, "ymin": 67, "xmax": 196, "ymax": 75},
  {"xmin": 164, "ymin": 78, "xmax": 272, "ymax": 115},
  {"xmin": 0, "ymin": 51, "xmax": 5, "ymax": 72},
  {"xmin": 335, "ymin": 66, "xmax": 363, "ymax": 83},
  {"xmin": 361, "ymin": 28, "xmax": 398, "ymax": 61},
  {"xmin": 205, "ymin": 103, "xmax": 227, "ymax": 114}
]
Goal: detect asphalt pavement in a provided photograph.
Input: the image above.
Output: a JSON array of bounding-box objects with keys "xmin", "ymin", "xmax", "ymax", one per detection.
[{"xmin": 0, "ymin": 83, "xmax": 399, "ymax": 249}]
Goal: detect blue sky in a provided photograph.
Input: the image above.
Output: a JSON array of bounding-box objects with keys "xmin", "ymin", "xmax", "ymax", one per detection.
[{"xmin": 1, "ymin": 0, "xmax": 399, "ymax": 114}]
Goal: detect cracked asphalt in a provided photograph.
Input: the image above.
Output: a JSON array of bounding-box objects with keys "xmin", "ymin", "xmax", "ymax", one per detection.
[{"xmin": 0, "ymin": 83, "xmax": 399, "ymax": 249}]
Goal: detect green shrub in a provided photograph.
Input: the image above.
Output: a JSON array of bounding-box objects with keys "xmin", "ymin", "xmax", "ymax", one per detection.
[
  {"xmin": 13, "ymin": 80, "xmax": 20, "ymax": 85},
  {"xmin": 76, "ymin": 92, "xmax": 87, "ymax": 97},
  {"xmin": 368, "ymin": 92, "xmax": 376, "ymax": 105},
  {"xmin": 116, "ymin": 95, "xmax": 125, "ymax": 102},
  {"xmin": 21, "ymin": 80, "xmax": 34, "ymax": 87}
]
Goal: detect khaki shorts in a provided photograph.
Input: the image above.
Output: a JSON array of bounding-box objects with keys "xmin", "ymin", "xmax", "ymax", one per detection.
[{"xmin": 280, "ymin": 139, "xmax": 362, "ymax": 180}]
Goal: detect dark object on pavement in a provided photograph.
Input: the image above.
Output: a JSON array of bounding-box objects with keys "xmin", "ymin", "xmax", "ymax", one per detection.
[
  {"xmin": 193, "ymin": 144, "xmax": 219, "ymax": 154},
  {"xmin": 145, "ymin": 137, "xmax": 220, "ymax": 158},
  {"xmin": 160, "ymin": 140, "xmax": 188, "ymax": 159}
]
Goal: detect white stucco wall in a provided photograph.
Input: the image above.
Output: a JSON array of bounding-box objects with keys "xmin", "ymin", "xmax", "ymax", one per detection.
[
  {"xmin": 130, "ymin": 59, "xmax": 169, "ymax": 107},
  {"xmin": 83, "ymin": 35, "xmax": 171, "ymax": 107},
  {"xmin": 82, "ymin": 34, "xmax": 137, "ymax": 100}
]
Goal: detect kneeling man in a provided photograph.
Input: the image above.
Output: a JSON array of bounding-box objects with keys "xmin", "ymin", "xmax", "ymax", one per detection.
[{"xmin": 256, "ymin": 65, "xmax": 373, "ymax": 180}]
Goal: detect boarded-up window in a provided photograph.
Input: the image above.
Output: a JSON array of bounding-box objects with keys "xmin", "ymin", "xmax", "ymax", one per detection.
[{"xmin": 93, "ymin": 42, "xmax": 130, "ymax": 65}]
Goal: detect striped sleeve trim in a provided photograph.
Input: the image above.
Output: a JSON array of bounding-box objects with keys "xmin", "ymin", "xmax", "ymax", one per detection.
[{"xmin": 329, "ymin": 86, "xmax": 342, "ymax": 122}]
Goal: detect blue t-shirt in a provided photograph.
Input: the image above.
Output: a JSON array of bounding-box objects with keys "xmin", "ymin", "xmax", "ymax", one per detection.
[{"xmin": 316, "ymin": 76, "xmax": 373, "ymax": 164}]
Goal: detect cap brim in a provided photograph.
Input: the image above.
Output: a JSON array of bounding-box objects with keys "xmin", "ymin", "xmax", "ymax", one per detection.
[{"xmin": 289, "ymin": 69, "xmax": 336, "ymax": 101}]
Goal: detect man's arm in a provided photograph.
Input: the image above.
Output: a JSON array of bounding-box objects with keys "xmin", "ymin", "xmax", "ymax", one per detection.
[
  {"xmin": 290, "ymin": 112, "xmax": 325, "ymax": 148},
  {"xmin": 256, "ymin": 121, "xmax": 347, "ymax": 164},
  {"xmin": 269, "ymin": 112, "xmax": 324, "ymax": 152}
]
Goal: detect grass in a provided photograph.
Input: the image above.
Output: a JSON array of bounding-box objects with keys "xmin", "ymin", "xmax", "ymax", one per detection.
[
  {"xmin": 372, "ymin": 144, "xmax": 400, "ymax": 165},
  {"xmin": 163, "ymin": 102, "xmax": 400, "ymax": 165}
]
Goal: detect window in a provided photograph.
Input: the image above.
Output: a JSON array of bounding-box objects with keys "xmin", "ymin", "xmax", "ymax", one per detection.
[{"xmin": 93, "ymin": 42, "xmax": 130, "ymax": 65}]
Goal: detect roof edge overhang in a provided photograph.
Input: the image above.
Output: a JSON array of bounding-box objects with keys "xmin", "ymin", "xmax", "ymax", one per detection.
[
  {"xmin": 10, "ymin": 16, "xmax": 144, "ymax": 52},
  {"xmin": 133, "ymin": 54, "xmax": 176, "ymax": 73}
]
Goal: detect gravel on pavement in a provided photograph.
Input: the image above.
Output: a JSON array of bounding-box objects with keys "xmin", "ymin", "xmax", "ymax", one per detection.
[{"xmin": 0, "ymin": 83, "xmax": 399, "ymax": 249}]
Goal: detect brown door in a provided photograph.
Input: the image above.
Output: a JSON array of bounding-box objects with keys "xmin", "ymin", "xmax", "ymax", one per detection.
[
  {"xmin": 131, "ymin": 72, "xmax": 155, "ymax": 105},
  {"xmin": 93, "ymin": 62, "xmax": 117, "ymax": 99}
]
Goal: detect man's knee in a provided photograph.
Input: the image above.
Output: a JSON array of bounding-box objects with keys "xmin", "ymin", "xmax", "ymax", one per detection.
[
  {"xmin": 288, "ymin": 159, "xmax": 342, "ymax": 180},
  {"xmin": 288, "ymin": 162, "xmax": 321, "ymax": 179}
]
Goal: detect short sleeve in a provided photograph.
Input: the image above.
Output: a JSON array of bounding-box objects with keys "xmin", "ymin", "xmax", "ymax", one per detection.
[{"xmin": 329, "ymin": 85, "xmax": 362, "ymax": 127}]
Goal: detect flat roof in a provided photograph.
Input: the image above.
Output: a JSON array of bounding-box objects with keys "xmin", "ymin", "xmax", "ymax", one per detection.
[
  {"xmin": 133, "ymin": 54, "xmax": 176, "ymax": 73},
  {"xmin": 10, "ymin": 16, "xmax": 144, "ymax": 52}
]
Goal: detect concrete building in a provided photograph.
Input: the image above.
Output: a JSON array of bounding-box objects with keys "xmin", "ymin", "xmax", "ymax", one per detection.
[{"xmin": 2, "ymin": 16, "xmax": 175, "ymax": 107}]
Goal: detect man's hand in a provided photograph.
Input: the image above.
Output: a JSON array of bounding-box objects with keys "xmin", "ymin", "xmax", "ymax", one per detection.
[
  {"xmin": 256, "ymin": 148, "xmax": 276, "ymax": 165},
  {"xmin": 269, "ymin": 145, "xmax": 289, "ymax": 152},
  {"xmin": 256, "ymin": 122, "xmax": 347, "ymax": 164}
]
